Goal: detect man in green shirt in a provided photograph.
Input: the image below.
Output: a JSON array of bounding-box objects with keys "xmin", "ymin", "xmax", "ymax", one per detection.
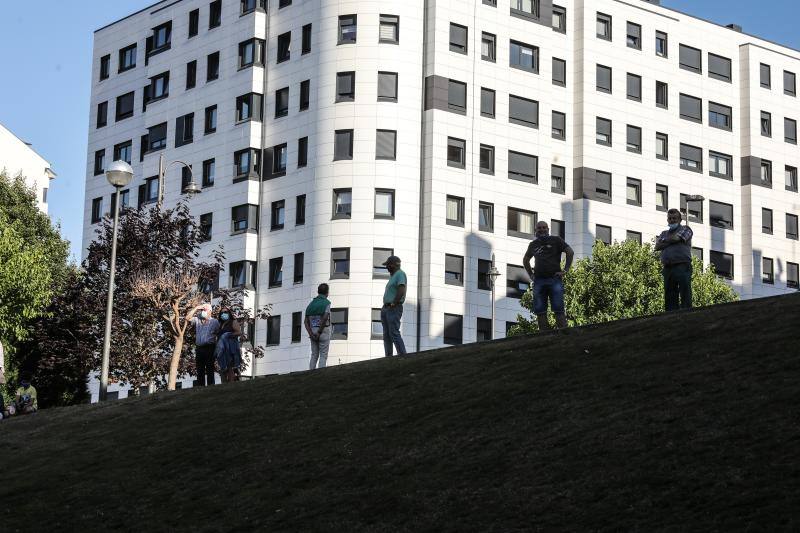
[
  {"xmin": 381, "ymin": 255, "xmax": 407, "ymax": 356},
  {"xmin": 305, "ymin": 283, "xmax": 332, "ymax": 369}
]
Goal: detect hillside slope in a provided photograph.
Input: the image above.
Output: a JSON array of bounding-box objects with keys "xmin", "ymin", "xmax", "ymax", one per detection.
[{"xmin": 2, "ymin": 294, "xmax": 800, "ymax": 532}]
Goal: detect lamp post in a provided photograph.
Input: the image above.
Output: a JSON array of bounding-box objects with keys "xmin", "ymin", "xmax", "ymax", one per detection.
[
  {"xmin": 158, "ymin": 153, "xmax": 201, "ymax": 207},
  {"xmin": 99, "ymin": 160, "xmax": 134, "ymax": 401},
  {"xmin": 488, "ymin": 253, "xmax": 500, "ymax": 340}
]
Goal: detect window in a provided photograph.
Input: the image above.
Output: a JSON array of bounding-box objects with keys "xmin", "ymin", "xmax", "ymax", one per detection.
[
  {"xmin": 119, "ymin": 44, "xmax": 137, "ymax": 72},
  {"xmin": 189, "ymin": 9, "xmax": 199, "ymax": 37},
  {"xmin": 96, "ymin": 101, "xmax": 107, "ymax": 128},
  {"xmin": 91, "ymin": 197, "xmax": 103, "ymax": 223},
  {"xmin": 332, "ymin": 189, "xmax": 352, "ymax": 219},
  {"xmin": 484, "ymin": 0, "xmax": 497, "ymax": 5},
  {"xmin": 142, "ymin": 123, "xmax": 166, "ymax": 154},
  {"xmin": 241, "ymin": 0, "xmax": 264, "ymax": 14},
  {"xmin": 788, "ymin": 263, "xmax": 799, "ymax": 289},
  {"xmin": 760, "ymin": 63, "xmax": 771, "ymax": 88},
  {"xmin": 114, "ymin": 140, "xmax": 133, "ymax": 164},
  {"xmin": 186, "ymin": 60, "xmax": 197, "ymax": 89},
  {"xmin": 551, "ymin": 165, "xmax": 565, "ymax": 194},
  {"xmin": 596, "ymin": 64, "xmax": 612, "ymax": 93},
  {"xmin": 269, "ymin": 257, "xmax": 283, "ymax": 287},
  {"xmin": 278, "ymin": 0, "xmax": 291, "ymax": 8},
  {"xmin": 443, "ymin": 314, "xmax": 463, "ymax": 345},
  {"xmin": 370, "ymin": 308, "xmax": 384, "ymax": 339},
  {"xmin": 204, "ymin": 105, "xmax": 217, "ymax": 134},
  {"xmin": 596, "ymin": 13, "xmax": 612, "ymax": 40},
  {"xmin": 596, "ymin": 117, "xmax": 612, "ymax": 146},
  {"xmin": 277, "ymin": 31, "xmax": 291, "ymax": 63},
  {"xmin": 476, "ymin": 318, "xmax": 493, "ymax": 342},
  {"xmin": 506, "ymin": 264, "xmax": 530, "ymax": 299},
  {"xmin": 709, "ymin": 151, "xmax": 732, "ymax": 179},
  {"xmin": 785, "ymin": 118, "xmax": 798, "ymax": 144},
  {"xmin": 626, "ymin": 125, "xmax": 642, "ymax": 153},
  {"xmin": 552, "ymin": 111, "xmax": 566, "ymax": 140},
  {"xmin": 479, "ymin": 144, "xmax": 495, "ymax": 174},
  {"xmin": 477, "ymin": 259, "xmax": 492, "ymax": 290},
  {"xmin": 202, "ymin": 159, "xmax": 215, "ymax": 187},
  {"xmin": 785, "ymin": 70, "xmax": 797, "ymax": 96},
  {"xmin": 679, "ymin": 144, "xmax": 702, "ymax": 173},
  {"xmin": 330, "ymin": 249, "xmax": 350, "ymax": 279},
  {"xmin": 552, "ymin": 58, "xmax": 566, "ymax": 86},
  {"xmin": 507, "ymin": 207, "xmax": 536, "ymax": 239},
  {"xmin": 266, "ymin": 316, "xmax": 280, "ymax": 345},
  {"xmin": 294, "ymin": 252, "xmax": 304, "ymax": 283},
  {"xmin": 510, "ymin": 41, "xmax": 538, "ymax": 73},
  {"xmin": 93, "ymin": 149, "xmax": 105, "ymax": 175},
  {"xmin": 679, "ymin": 44, "xmax": 702, "ymax": 74},
  {"xmin": 234, "ymin": 148, "xmax": 261, "ymax": 179},
  {"xmin": 296, "ymin": 195, "xmax": 306, "ymax": 225},
  {"xmin": 761, "ymin": 159, "xmax": 773, "ymax": 187},
  {"xmin": 373, "ymin": 248, "xmax": 394, "ymax": 278},
  {"xmin": 271, "ymin": 200, "xmax": 285, "ymax": 230},
  {"xmin": 626, "ymin": 22, "xmax": 641, "ymax": 49},
  {"xmin": 478, "ymin": 202, "xmax": 494, "ymax": 231},
  {"xmin": 509, "ymin": 95, "xmax": 538, "ymax": 128},
  {"xmin": 480, "ymin": 88, "xmax": 495, "ymax": 118},
  {"xmin": 709, "ymin": 201, "xmax": 733, "ymax": 230},
  {"xmin": 679, "ymin": 94, "xmax": 702, "ymax": 123},
  {"xmin": 481, "ymin": 32, "xmax": 496, "ymax": 61},
  {"xmin": 338, "ymin": 15, "xmax": 357, "ymax": 44},
  {"xmin": 330, "ymin": 309, "xmax": 348, "ymax": 340},
  {"xmin": 447, "ymin": 79, "xmax": 467, "ymax": 112},
  {"xmin": 708, "ymin": 53, "xmax": 732, "ymax": 82},
  {"xmin": 656, "ymin": 132, "xmax": 668, "ymax": 160},
  {"xmin": 656, "ymin": 31, "xmax": 668, "ymax": 57},
  {"xmin": 656, "ymin": 184, "xmax": 668, "ymax": 212},
  {"xmin": 680, "ymin": 194, "xmax": 703, "ymax": 223},
  {"xmin": 691, "ymin": 247, "xmax": 703, "ymax": 262},
  {"xmin": 788, "ymin": 214, "xmax": 799, "ymax": 240},
  {"xmin": 446, "ymin": 195, "xmax": 465, "ymax": 226},
  {"xmin": 595, "ymin": 171, "xmax": 612, "ymax": 201},
  {"xmin": 511, "ymin": 0, "xmax": 539, "ymax": 18},
  {"xmin": 447, "ymin": 137, "xmax": 466, "ymax": 168},
  {"xmin": 551, "ymin": 219, "xmax": 565, "ymax": 239},
  {"xmin": 335, "ymin": 72, "xmax": 355, "ymax": 102},
  {"xmin": 375, "ymin": 189, "xmax": 395, "ymax": 219},
  {"xmin": 762, "ymin": 208, "xmax": 773, "ymax": 234},
  {"xmin": 175, "ymin": 113, "xmax": 194, "ymax": 147},
  {"xmin": 149, "ymin": 21, "xmax": 172, "ymax": 57},
  {"xmin": 139, "ymin": 176, "xmax": 159, "ymax": 206},
  {"xmin": 761, "ymin": 111, "xmax": 772, "ymax": 137},
  {"xmin": 301, "ymin": 23, "xmax": 312, "ymax": 54},
  {"xmin": 376, "ymin": 130, "xmax": 397, "ymax": 160},
  {"xmin": 229, "ymin": 261, "xmax": 257, "ymax": 289},
  {"xmin": 626, "ymin": 73, "xmax": 641, "ymax": 101},
  {"xmin": 199, "ymin": 213, "xmax": 212, "ymax": 241},
  {"xmin": 445, "ymin": 254, "xmax": 464, "ymax": 286},
  {"xmin": 239, "ymin": 38, "xmax": 264, "ymax": 68},
  {"xmin": 231, "ymin": 204, "xmax": 258, "ymax": 233},
  {"xmin": 150, "ymin": 72, "xmax": 170, "ymax": 100},
  {"xmin": 291, "ymin": 312, "xmax": 302, "ymax": 343},
  {"xmin": 626, "ymin": 231, "xmax": 642, "ymax": 245},
  {"xmin": 508, "ymin": 150, "xmax": 538, "ymax": 183},
  {"xmin": 379, "ymin": 14, "xmax": 399, "ymax": 44},
  {"xmin": 99, "ymin": 54, "xmax": 110, "ymax": 80},
  {"xmin": 596, "ymin": 224, "xmax": 612, "ymax": 245},
  {"xmin": 275, "ymin": 86, "xmax": 289, "ymax": 117},
  {"xmin": 208, "ymin": 0, "xmax": 221, "ymax": 28},
  {"xmin": 710, "ymin": 251, "xmax": 733, "ymax": 279},
  {"xmin": 334, "ymin": 130, "xmax": 353, "ymax": 160},
  {"xmin": 626, "ymin": 178, "xmax": 642, "ymax": 206},
  {"xmin": 448, "ymin": 23, "xmax": 468, "ymax": 54},
  {"xmin": 236, "ymin": 93, "xmax": 263, "ymax": 122},
  {"xmin": 378, "ymin": 72, "xmax": 398, "ymax": 102},
  {"xmin": 207, "ymin": 51, "xmax": 220, "ymax": 81},
  {"xmin": 656, "ymin": 81, "xmax": 668, "ymax": 108},
  {"xmin": 552, "ymin": 5, "xmax": 566, "ymax": 33},
  {"xmin": 115, "ymin": 92, "xmax": 134, "ymax": 121},
  {"xmin": 296, "ymin": 79, "xmax": 310, "ymax": 111},
  {"xmin": 298, "ymin": 136, "xmax": 308, "ymax": 167},
  {"xmin": 787, "ymin": 166, "xmax": 799, "ymax": 192},
  {"xmin": 708, "ymin": 102, "xmax": 732, "ymax": 131}
]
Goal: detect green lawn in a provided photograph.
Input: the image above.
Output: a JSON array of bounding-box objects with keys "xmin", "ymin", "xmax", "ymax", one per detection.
[{"xmin": 2, "ymin": 294, "xmax": 799, "ymax": 532}]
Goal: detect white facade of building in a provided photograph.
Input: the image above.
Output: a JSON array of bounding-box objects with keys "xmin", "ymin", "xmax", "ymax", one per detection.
[
  {"xmin": 0, "ymin": 122, "xmax": 56, "ymax": 213},
  {"xmin": 84, "ymin": 0, "xmax": 800, "ymax": 380}
]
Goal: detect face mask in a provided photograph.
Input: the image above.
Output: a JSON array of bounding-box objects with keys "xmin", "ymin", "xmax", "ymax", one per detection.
[
  {"xmin": 199, "ymin": 311, "xmax": 207, "ymax": 319},
  {"xmin": 537, "ymin": 231, "xmax": 550, "ymax": 238},
  {"xmin": 220, "ymin": 313, "xmax": 230, "ymax": 321},
  {"xmin": 668, "ymin": 223, "xmax": 679, "ymax": 230}
]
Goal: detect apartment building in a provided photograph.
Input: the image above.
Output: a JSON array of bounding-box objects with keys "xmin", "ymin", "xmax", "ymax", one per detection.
[
  {"xmin": 1, "ymin": 122, "xmax": 56, "ymax": 214},
  {"xmin": 84, "ymin": 0, "xmax": 800, "ymax": 380}
]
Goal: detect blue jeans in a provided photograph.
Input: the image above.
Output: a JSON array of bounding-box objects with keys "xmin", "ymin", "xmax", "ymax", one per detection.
[
  {"xmin": 533, "ymin": 277, "xmax": 565, "ymax": 315},
  {"xmin": 381, "ymin": 304, "xmax": 406, "ymax": 357}
]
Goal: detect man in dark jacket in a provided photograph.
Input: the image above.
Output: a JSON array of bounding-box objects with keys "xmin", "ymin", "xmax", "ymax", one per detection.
[
  {"xmin": 523, "ymin": 221, "xmax": 574, "ymax": 330},
  {"xmin": 655, "ymin": 208, "xmax": 694, "ymax": 311}
]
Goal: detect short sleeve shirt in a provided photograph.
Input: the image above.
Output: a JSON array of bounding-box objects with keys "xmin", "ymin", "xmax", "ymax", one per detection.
[
  {"xmin": 383, "ymin": 269, "xmax": 408, "ymax": 304},
  {"xmin": 309, "ymin": 304, "xmax": 331, "ymax": 329},
  {"xmin": 526, "ymin": 236, "xmax": 569, "ymax": 278}
]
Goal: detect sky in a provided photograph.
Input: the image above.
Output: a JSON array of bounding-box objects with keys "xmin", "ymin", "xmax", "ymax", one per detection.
[{"xmin": 1, "ymin": 0, "xmax": 798, "ymax": 262}]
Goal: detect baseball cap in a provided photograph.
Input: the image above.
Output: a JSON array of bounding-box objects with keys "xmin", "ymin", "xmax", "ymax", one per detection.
[{"xmin": 381, "ymin": 255, "xmax": 401, "ymax": 266}]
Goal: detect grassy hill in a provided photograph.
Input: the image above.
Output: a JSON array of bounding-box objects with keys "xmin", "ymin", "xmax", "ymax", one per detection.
[{"xmin": 2, "ymin": 294, "xmax": 800, "ymax": 532}]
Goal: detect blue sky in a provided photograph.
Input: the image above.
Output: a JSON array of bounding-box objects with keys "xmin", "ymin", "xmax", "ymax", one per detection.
[{"xmin": 1, "ymin": 0, "xmax": 798, "ymax": 262}]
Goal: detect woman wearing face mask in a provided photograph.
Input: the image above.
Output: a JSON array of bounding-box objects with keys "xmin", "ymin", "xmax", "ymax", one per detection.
[{"xmin": 214, "ymin": 307, "xmax": 242, "ymax": 383}]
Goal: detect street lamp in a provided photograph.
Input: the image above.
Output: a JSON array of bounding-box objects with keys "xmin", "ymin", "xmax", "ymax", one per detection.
[
  {"xmin": 100, "ymin": 160, "xmax": 134, "ymax": 401},
  {"xmin": 158, "ymin": 153, "xmax": 201, "ymax": 207},
  {"xmin": 488, "ymin": 253, "xmax": 500, "ymax": 340}
]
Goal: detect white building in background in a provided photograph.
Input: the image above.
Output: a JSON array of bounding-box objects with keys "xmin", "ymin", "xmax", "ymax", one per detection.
[
  {"xmin": 84, "ymin": 0, "xmax": 800, "ymax": 381},
  {"xmin": 0, "ymin": 122, "xmax": 56, "ymax": 213}
]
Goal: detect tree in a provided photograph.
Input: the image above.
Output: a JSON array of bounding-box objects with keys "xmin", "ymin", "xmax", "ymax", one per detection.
[{"xmin": 510, "ymin": 240, "xmax": 739, "ymax": 335}]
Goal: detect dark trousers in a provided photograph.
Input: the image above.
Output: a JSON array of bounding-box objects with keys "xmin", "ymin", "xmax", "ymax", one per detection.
[
  {"xmin": 195, "ymin": 344, "xmax": 216, "ymax": 386},
  {"xmin": 381, "ymin": 304, "xmax": 407, "ymax": 357},
  {"xmin": 663, "ymin": 263, "xmax": 692, "ymax": 312}
]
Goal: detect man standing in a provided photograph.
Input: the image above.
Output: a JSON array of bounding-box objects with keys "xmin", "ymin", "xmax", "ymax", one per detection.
[
  {"xmin": 305, "ymin": 283, "xmax": 332, "ymax": 370},
  {"xmin": 523, "ymin": 221, "xmax": 575, "ymax": 330},
  {"xmin": 187, "ymin": 303, "xmax": 220, "ymax": 386},
  {"xmin": 381, "ymin": 255, "xmax": 407, "ymax": 356},
  {"xmin": 655, "ymin": 208, "xmax": 694, "ymax": 311}
]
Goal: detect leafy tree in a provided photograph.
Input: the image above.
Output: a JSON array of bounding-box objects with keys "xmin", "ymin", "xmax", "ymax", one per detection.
[{"xmin": 510, "ymin": 239, "xmax": 739, "ymax": 334}]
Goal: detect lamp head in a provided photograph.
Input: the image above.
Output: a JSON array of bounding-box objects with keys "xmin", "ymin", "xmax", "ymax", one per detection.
[
  {"xmin": 106, "ymin": 160, "xmax": 134, "ymax": 188},
  {"xmin": 184, "ymin": 181, "xmax": 202, "ymax": 195}
]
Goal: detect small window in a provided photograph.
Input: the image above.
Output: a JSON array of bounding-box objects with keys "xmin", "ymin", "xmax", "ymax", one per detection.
[
  {"xmin": 552, "ymin": 58, "xmax": 566, "ymax": 86},
  {"xmin": 679, "ymin": 143, "xmax": 702, "ymax": 173},
  {"xmin": 294, "ymin": 252, "xmax": 304, "ymax": 283},
  {"xmin": 330, "ymin": 249, "xmax": 350, "ymax": 280},
  {"xmin": 119, "ymin": 44, "xmax": 137, "ymax": 72},
  {"xmin": 762, "ymin": 208, "xmax": 773, "ymax": 234},
  {"xmin": 296, "ymin": 195, "xmax": 306, "ymax": 225},
  {"xmin": 626, "ymin": 125, "xmax": 642, "ymax": 153},
  {"xmin": 509, "ymin": 95, "xmax": 538, "ymax": 128},
  {"xmin": 268, "ymin": 257, "xmax": 283, "ymax": 287},
  {"xmin": 552, "ymin": 111, "xmax": 566, "ymax": 140},
  {"xmin": 376, "ymin": 129, "xmax": 397, "ymax": 160},
  {"xmin": 477, "ymin": 317, "xmax": 493, "ymax": 341},
  {"xmin": 656, "ymin": 184, "xmax": 668, "ymax": 212},
  {"xmin": 656, "ymin": 132, "xmax": 669, "ymax": 160},
  {"xmin": 447, "ymin": 79, "xmax": 467, "ymax": 112},
  {"xmin": 481, "ymin": 32, "xmax": 496, "ymax": 62},
  {"xmin": 338, "ymin": 15, "xmax": 357, "ymax": 44},
  {"xmin": 298, "ymin": 136, "xmax": 308, "ymax": 168},
  {"xmin": 149, "ymin": 71, "xmax": 170, "ymax": 100},
  {"xmin": 596, "ymin": 13, "xmax": 612, "ymax": 40},
  {"xmin": 760, "ymin": 63, "xmax": 771, "ymax": 88},
  {"xmin": 332, "ymin": 189, "xmax": 352, "ymax": 219},
  {"xmin": 291, "ymin": 312, "xmax": 302, "ymax": 343},
  {"xmin": 373, "ymin": 248, "xmax": 394, "ymax": 278},
  {"xmin": 204, "ymin": 105, "xmax": 217, "ymax": 134},
  {"xmin": 761, "ymin": 111, "xmax": 772, "ymax": 137},
  {"xmin": 330, "ymin": 309, "xmax": 348, "ymax": 340},
  {"xmin": 626, "ymin": 178, "xmax": 642, "ymax": 206},
  {"xmin": 199, "ymin": 213, "xmax": 213, "ymax": 241},
  {"xmin": 626, "ymin": 231, "xmax": 642, "ymax": 245},
  {"xmin": 679, "ymin": 44, "xmax": 702, "ymax": 74},
  {"xmin": 477, "ymin": 259, "xmax": 492, "ymax": 290},
  {"xmin": 446, "ymin": 195, "xmax": 465, "ymax": 226},
  {"xmin": 709, "ymin": 151, "xmax": 732, "ymax": 179},
  {"xmin": 239, "ymin": 38, "xmax": 265, "ymax": 68},
  {"xmin": 511, "ymin": 0, "xmax": 539, "ymax": 18},
  {"xmin": 209, "ymin": 0, "xmax": 222, "ymax": 29},
  {"xmin": 596, "ymin": 64, "xmax": 612, "ymax": 93},
  {"xmin": 444, "ymin": 254, "xmax": 464, "ymax": 286},
  {"xmin": 506, "ymin": 264, "xmax": 530, "ymax": 298},
  {"xmin": 626, "ymin": 22, "xmax": 641, "ymax": 50},
  {"xmin": 710, "ymin": 251, "xmax": 734, "ymax": 279},
  {"xmin": 508, "ymin": 150, "xmax": 538, "ymax": 183},
  {"xmin": 302, "ymin": 23, "xmax": 312, "ymax": 54},
  {"xmin": 188, "ymin": 9, "xmax": 199, "ymax": 37},
  {"xmin": 175, "ymin": 113, "xmax": 194, "ymax": 147},
  {"xmin": 207, "ymin": 51, "xmax": 220, "ymax": 81},
  {"xmin": 551, "ymin": 219, "xmax": 565, "ymax": 239},
  {"xmin": 336, "ymin": 71, "xmax": 355, "ymax": 102},
  {"xmin": 271, "ymin": 143, "xmax": 288, "ymax": 175},
  {"xmin": 595, "ymin": 224, "xmax": 612, "ymax": 245},
  {"xmin": 595, "ymin": 171, "xmax": 612, "ymax": 202},
  {"xmin": 510, "ymin": 40, "xmax": 539, "ymax": 73},
  {"xmin": 276, "ymin": 31, "xmax": 291, "ymax": 63},
  {"xmin": 656, "ymin": 31, "xmax": 668, "ymax": 57},
  {"xmin": 708, "ymin": 53, "xmax": 732, "ymax": 82},
  {"xmin": 375, "ymin": 189, "xmax": 395, "ymax": 219},
  {"xmin": 379, "ymin": 14, "xmax": 399, "ymax": 44},
  {"xmin": 483, "ymin": 0, "xmax": 497, "ymax": 6},
  {"xmin": 334, "ymin": 129, "xmax": 353, "ymax": 160},
  {"xmin": 709, "ymin": 200, "xmax": 734, "ymax": 230},
  {"xmin": 202, "ymin": 158, "xmax": 215, "ymax": 187},
  {"xmin": 443, "ymin": 314, "xmax": 463, "ymax": 345},
  {"xmin": 278, "ymin": 0, "xmax": 291, "ymax": 8},
  {"xmin": 449, "ymin": 23, "xmax": 468, "ymax": 54},
  {"xmin": 378, "ymin": 71, "xmax": 398, "ymax": 102},
  {"xmin": 788, "ymin": 213, "xmax": 799, "ymax": 240},
  {"xmin": 507, "ymin": 207, "xmax": 536, "ymax": 239},
  {"xmin": 708, "ymin": 102, "xmax": 732, "ymax": 131},
  {"xmin": 787, "ymin": 263, "xmax": 799, "ymax": 289},
  {"xmin": 91, "ymin": 197, "xmax": 103, "ymax": 223},
  {"xmin": 186, "ymin": 60, "xmax": 197, "ymax": 89},
  {"xmin": 299, "ymin": 80, "xmax": 310, "ymax": 111},
  {"xmin": 115, "ymin": 91, "xmax": 135, "ymax": 121},
  {"xmin": 785, "ymin": 118, "xmax": 797, "ymax": 144},
  {"xmin": 626, "ymin": 73, "xmax": 642, "ymax": 101},
  {"xmin": 679, "ymin": 93, "xmax": 702, "ymax": 123},
  {"xmin": 236, "ymin": 92, "xmax": 263, "ymax": 122},
  {"xmin": 447, "ymin": 137, "xmax": 466, "ymax": 168},
  {"xmin": 371, "ymin": 308, "xmax": 384, "ymax": 339},
  {"xmin": 785, "ymin": 70, "xmax": 797, "ymax": 96},
  {"xmin": 551, "ymin": 165, "xmax": 565, "ymax": 194},
  {"xmin": 266, "ymin": 316, "xmax": 280, "ymax": 346},
  {"xmin": 94, "ymin": 149, "xmax": 105, "ymax": 176},
  {"xmin": 241, "ymin": 0, "xmax": 265, "ymax": 14},
  {"xmin": 680, "ymin": 193, "xmax": 703, "ymax": 223},
  {"xmin": 691, "ymin": 247, "xmax": 703, "ymax": 262},
  {"xmin": 478, "ymin": 202, "xmax": 494, "ymax": 232},
  {"xmin": 479, "ymin": 144, "xmax": 495, "ymax": 174},
  {"xmin": 656, "ymin": 81, "xmax": 668, "ymax": 108},
  {"xmin": 99, "ymin": 54, "xmax": 110, "ymax": 81},
  {"xmin": 480, "ymin": 87, "xmax": 495, "ymax": 118},
  {"xmin": 234, "ymin": 148, "xmax": 261, "ymax": 179},
  {"xmin": 596, "ymin": 117, "xmax": 612, "ymax": 146},
  {"xmin": 96, "ymin": 101, "xmax": 108, "ymax": 128},
  {"xmin": 552, "ymin": 5, "xmax": 566, "ymax": 33},
  {"xmin": 786, "ymin": 166, "xmax": 799, "ymax": 192},
  {"xmin": 114, "ymin": 140, "xmax": 133, "ymax": 164},
  {"xmin": 763, "ymin": 258, "xmax": 774, "ymax": 284},
  {"xmin": 231, "ymin": 204, "xmax": 259, "ymax": 233},
  {"xmin": 761, "ymin": 159, "xmax": 773, "ymax": 187}
]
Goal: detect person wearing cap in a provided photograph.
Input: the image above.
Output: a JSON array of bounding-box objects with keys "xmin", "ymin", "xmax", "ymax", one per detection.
[
  {"xmin": 187, "ymin": 302, "xmax": 220, "ymax": 386},
  {"xmin": 523, "ymin": 220, "xmax": 574, "ymax": 331},
  {"xmin": 12, "ymin": 373, "xmax": 38, "ymax": 415},
  {"xmin": 381, "ymin": 255, "xmax": 408, "ymax": 356},
  {"xmin": 305, "ymin": 283, "xmax": 332, "ymax": 369}
]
